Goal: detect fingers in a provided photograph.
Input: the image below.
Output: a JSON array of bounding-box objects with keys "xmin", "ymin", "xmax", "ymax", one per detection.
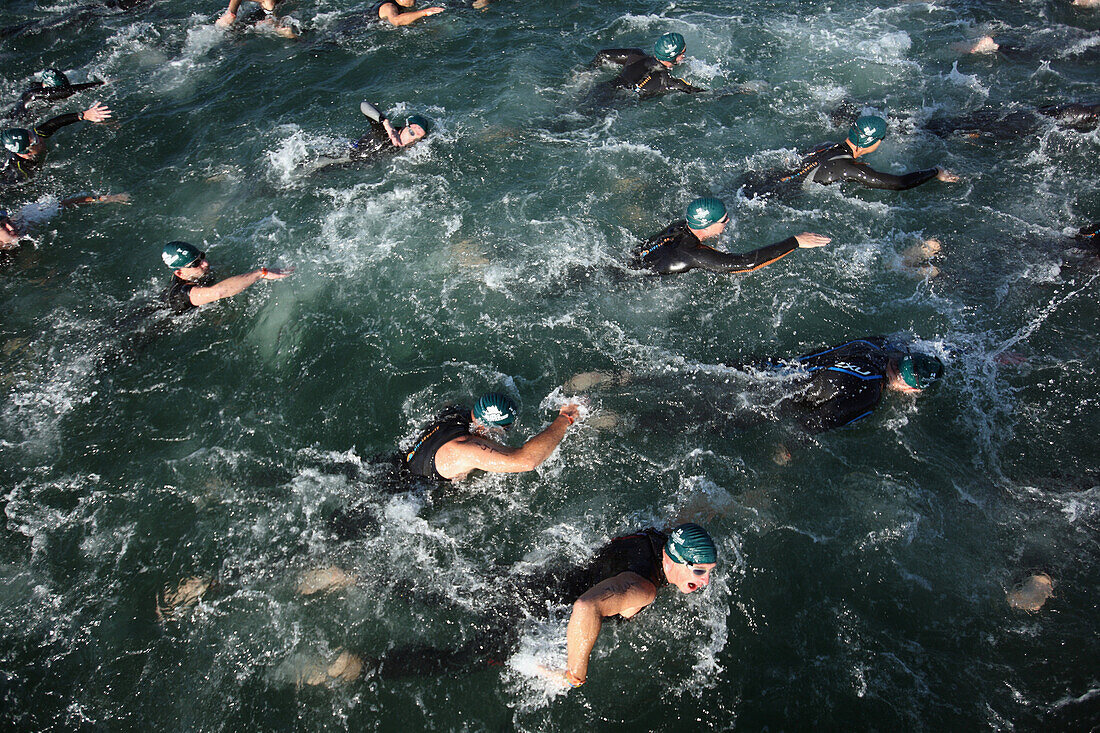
[{"xmin": 795, "ymin": 232, "xmax": 831, "ymax": 248}]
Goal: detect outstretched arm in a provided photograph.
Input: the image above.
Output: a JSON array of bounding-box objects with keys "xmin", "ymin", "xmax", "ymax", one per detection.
[
  {"xmin": 188, "ymin": 267, "xmax": 291, "ymax": 306},
  {"xmin": 59, "ymin": 192, "xmax": 130, "ymax": 208},
  {"xmin": 590, "ymin": 49, "xmax": 643, "ymax": 66},
  {"xmin": 438, "ymin": 405, "xmax": 579, "ymax": 476},
  {"xmin": 380, "ymin": 3, "xmax": 444, "ymax": 26},
  {"xmin": 841, "ymin": 161, "xmax": 941, "ymax": 191},
  {"xmin": 563, "ymin": 572, "xmax": 658, "ymax": 685},
  {"xmin": 687, "ymin": 235, "xmax": 822, "ymax": 274}
]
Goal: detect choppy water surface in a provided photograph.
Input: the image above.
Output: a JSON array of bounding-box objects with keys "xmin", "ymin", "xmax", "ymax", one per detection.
[{"xmin": 1, "ymin": 0, "xmax": 1098, "ymax": 729}]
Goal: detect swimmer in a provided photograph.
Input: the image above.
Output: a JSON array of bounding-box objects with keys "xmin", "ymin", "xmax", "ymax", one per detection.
[
  {"xmin": 1, "ymin": 102, "xmax": 113, "ymax": 186},
  {"xmin": 404, "ymin": 393, "xmax": 580, "ymax": 481},
  {"xmin": 0, "ymin": 193, "xmax": 130, "ymax": 252},
  {"xmin": 772, "ymin": 337, "xmax": 945, "ymax": 433},
  {"xmin": 368, "ymin": 523, "xmax": 718, "ymax": 689},
  {"xmin": 160, "ymin": 241, "xmax": 292, "ymax": 315},
  {"xmin": 924, "ymin": 102, "xmax": 1100, "ymax": 138},
  {"xmin": 591, "ymin": 32, "xmax": 705, "ymax": 99},
  {"xmin": 352, "ymin": 101, "xmax": 431, "ymax": 160},
  {"xmin": 215, "ymin": 0, "xmax": 296, "ymax": 38},
  {"xmin": 742, "ymin": 115, "xmax": 959, "ymax": 200},
  {"xmin": 371, "ymin": 0, "xmax": 444, "ymax": 27},
  {"xmin": 5, "ymin": 68, "xmax": 105, "ymax": 122},
  {"xmin": 632, "ymin": 196, "xmax": 830, "ymax": 275}
]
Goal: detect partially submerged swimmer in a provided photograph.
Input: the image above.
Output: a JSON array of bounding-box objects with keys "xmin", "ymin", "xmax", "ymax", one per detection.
[
  {"xmin": 1, "ymin": 101, "xmax": 113, "ymax": 186},
  {"xmin": 215, "ymin": 0, "xmax": 296, "ymax": 37},
  {"xmin": 632, "ymin": 196, "xmax": 830, "ymax": 275},
  {"xmin": 371, "ymin": 0, "xmax": 444, "ymax": 27},
  {"xmin": 591, "ymin": 32, "xmax": 705, "ymax": 99},
  {"xmin": 742, "ymin": 115, "xmax": 959, "ymax": 200},
  {"xmin": 352, "ymin": 101, "xmax": 431, "ymax": 160},
  {"xmin": 161, "ymin": 241, "xmax": 292, "ymax": 315},
  {"xmin": 5, "ymin": 68, "xmax": 105, "ymax": 122},
  {"xmin": 0, "ymin": 192, "xmax": 129, "ymax": 253},
  {"xmin": 404, "ymin": 392, "xmax": 580, "ymax": 481},
  {"xmin": 1006, "ymin": 573, "xmax": 1054, "ymax": 612}
]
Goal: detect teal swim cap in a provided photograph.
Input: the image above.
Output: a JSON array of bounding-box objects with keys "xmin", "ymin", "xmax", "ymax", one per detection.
[
  {"xmin": 473, "ymin": 393, "xmax": 517, "ymax": 427},
  {"xmin": 2, "ymin": 128, "xmax": 32, "ymax": 155},
  {"xmin": 848, "ymin": 115, "xmax": 887, "ymax": 148},
  {"xmin": 405, "ymin": 114, "xmax": 432, "ymax": 136},
  {"xmin": 665, "ymin": 523, "xmax": 717, "ymax": 565},
  {"xmin": 685, "ymin": 197, "xmax": 727, "ymax": 229},
  {"xmin": 654, "ymin": 32, "xmax": 687, "ymax": 62},
  {"xmin": 40, "ymin": 69, "xmax": 68, "ymax": 88},
  {"xmin": 898, "ymin": 353, "xmax": 943, "ymax": 390},
  {"xmin": 162, "ymin": 241, "xmax": 204, "ymax": 269}
]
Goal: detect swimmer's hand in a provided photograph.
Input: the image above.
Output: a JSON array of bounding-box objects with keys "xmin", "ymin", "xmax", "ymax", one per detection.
[
  {"xmin": 795, "ymin": 232, "xmax": 830, "ymax": 248},
  {"xmin": 260, "ymin": 266, "xmax": 294, "ymax": 280},
  {"xmin": 98, "ymin": 193, "xmax": 130, "ymax": 204},
  {"xmin": 559, "ymin": 403, "xmax": 581, "ymax": 425},
  {"xmin": 936, "ymin": 167, "xmax": 961, "ymax": 183},
  {"xmin": 422, "ymin": 6, "xmax": 445, "ymax": 15},
  {"xmin": 215, "ymin": 10, "xmax": 236, "ymax": 27},
  {"xmin": 81, "ymin": 102, "xmax": 112, "ymax": 123},
  {"xmin": 534, "ymin": 664, "xmax": 585, "ymax": 689},
  {"xmin": 472, "ymin": 0, "xmax": 490, "ymax": 8}
]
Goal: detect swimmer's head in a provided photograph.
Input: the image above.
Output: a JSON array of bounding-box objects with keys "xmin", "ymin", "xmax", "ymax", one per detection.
[
  {"xmin": 2, "ymin": 128, "xmax": 33, "ymax": 155},
  {"xmin": 162, "ymin": 241, "xmax": 205, "ymax": 269},
  {"xmin": 897, "ymin": 353, "xmax": 943, "ymax": 391},
  {"xmin": 0, "ymin": 211, "xmax": 19, "ymax": 244},
  {"xmin": 472, "ymin": 392, "xmax": 517, "ymax": 429},
  {"xmin": 40, "ymin": 69, "xmax": 69, "ymax": 88},
  {"xmin": 685, "ymin": 197, "xmax": 728, "ymax": 232},
  {"xmin": 848, "ymin": 115, "xmax": 887, "ymax": 148},
  {"xmin": 663, "ymin": 523, "xmax": 718, "ymax": 593},
  {"xmin": 654, "ymin": 32, "xmax": 687, "ymax": 63},
  {"xmin": 402, "ymin": 114, "xmax": 432, "ymax": 144}
]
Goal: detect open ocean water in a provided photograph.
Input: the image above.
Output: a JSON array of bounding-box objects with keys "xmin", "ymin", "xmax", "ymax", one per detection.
[{"xmin": 1, "ymin": 0, "xmax": 1098, "ymax": 729}]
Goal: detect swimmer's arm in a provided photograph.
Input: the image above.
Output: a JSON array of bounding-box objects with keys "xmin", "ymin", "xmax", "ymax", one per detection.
[
  {"xmin": 380, "ymin": 3, "xmax": 444, "ymax": 26},
  {"xmin": 451, "ymin": 412, "xmax": 577, "ymax": 474},
  {"xmin": 65, "ymin": 81, "xmax": 106, "ymax": 93},
  {"xmin": 380, "ymin": 118, "xmax": 403, "ymax": 147},
  {"xmin": 667, "ymin": 75, "xmax": 705, "ymax": 94},
  {"xmin": 187, "ymin": 268, "xmax": 291, "ymax": 306},
  {"xmin": 59, "ymin": 192, "xmax": 130, "ymax": 208},
  {"xmin": 32, "ymin": 113, "xmax": 82, "ymax": 139},
  {"xmin": 798, "ymin": 378, "xmax": 881, "ymax": 432},
  {"xmin": 844, "ymin": 162, "xmax": 938, "ymax": 191},
  {"xmin": 590, "ymin": 49, "xmax": 643, "ymax": 66},
  {"xmin": 689, "ymin": 236, "xmax": 799, "ymax": 274},
  {"xmin": 565, "ymin": 572, "xmax": 658, "ymax": 684}
]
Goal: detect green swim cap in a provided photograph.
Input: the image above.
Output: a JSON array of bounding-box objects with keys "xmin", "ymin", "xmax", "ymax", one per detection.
[
  {"xmin": 685, "ymin": 197, "xmax": 727, "ymax": 229},
  {"xmin": 2, "ymin": 128, "xmax": 32, "ymax": 155},
  {"xmin": 665, "ymin": 523, "xmax": 717, "ymax": 565},
  {"xmin": 162, "ymin": 241, "xmax": 204, "ymax": 269},
  {"xmin": 898, "ymin": 353, "xmax": 943, "ymax": 390},
  {"xmin": 654, "ymin": 32, "xmax": 687, "ymax": 62},
  {"xmin": 473, "ymin": 393, "xmax": 517, "ymax": 427},
  {"xmin": 405, "ymin": 114, "xmax": 432, "ymax": 135},
  {"xmin": 40, "ymin": 69, "xmax": 69, "ymax": 88},
  {"xmin": 848, "ymin": 115, "xmax": 887, "ymax": 148}
]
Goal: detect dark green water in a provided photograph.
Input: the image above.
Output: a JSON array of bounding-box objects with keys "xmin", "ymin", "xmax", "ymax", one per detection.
[{"xmin": 1, "ymin": 0, "xmax": 1098, "ymax": 729}]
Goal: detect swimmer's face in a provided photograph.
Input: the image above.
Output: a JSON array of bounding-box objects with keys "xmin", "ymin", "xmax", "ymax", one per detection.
[
  {"xmin": 399, "ymin": 124, "xmax": 426, "ymax": 146},
  {"xmin": 693, "ymin": 213, "xmax": 729, "ymax": 241},
  {"xmin": 886, "ymin": 358, "xmax": 921, "ymax": 394},
  {"xmin": 176, "ymin": 256, "xmax": 210, "ymax": 280},
  {"xmin": 0, "ymin": 217, "xmax": 19, "ymax": 244},
  {"xmin": 664, "ymin": 557, "xmax": 717, "ymax": 594}
]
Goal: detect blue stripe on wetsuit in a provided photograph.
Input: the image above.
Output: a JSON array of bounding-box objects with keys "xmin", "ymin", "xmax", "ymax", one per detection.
[{"xmin": 796, "ymin": 339, "xmax": 884, "ymax": 362}]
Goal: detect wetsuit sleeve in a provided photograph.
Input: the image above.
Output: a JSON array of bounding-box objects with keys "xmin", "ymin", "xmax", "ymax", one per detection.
[
  {"xmin": 686, "ymin": 237, "xmax": 799, "ymax": 274},
  {"xmin": 591, "ymin": 49, "xmax": 644, "ymax": 66},
  {"xmin": 840, "ymin": 160, "xmax": 938, "ymax": 191},
  {"xmin": 32, "ymin": 113, "xmax": 82, "ymax": 139},
  {"xmin": 657, "ymin": 71, "xmax": 704, "ymax": 94},
  {"xmin": 64, "ymin": 81, "xmax": 105, "ymax": 93}
]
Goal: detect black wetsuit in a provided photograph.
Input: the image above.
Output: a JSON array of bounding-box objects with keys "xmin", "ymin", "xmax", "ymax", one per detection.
[
  {"xmin": 404, "ymin": 406, "xmax": 472, "ymax": 480},
  {"xmin": 370, "ymin": 0, "xmax": 407, "ymax": 22},
  {"xmin": 349, "ymin": 119, "xmax": 400, "ymax": 161},
  {"xmin": 6, "ymin": 81, "xmax": 104, "ymax": 122},
  {"xmin": 779, "ymin": 337, "xmax": 898, "ymax": 433},
  {"xmin": 0, "ymin": 112, "xmax": 86, "ymax": 185},
  {"xmin": 925, "ymin": 102, "xmax": 1100, "ymax": 138},
  {"xmin": 633, "ymin": 219, "xmax": 799, "ymax": 276},
  {"xmin": 163, "ymin": 273, "xmax": 215, "ymax": 314},
  {"xmin": 375, "ymin": 528, "xmax": 669, "ymax": 678},
  {"xmin": 742, "ymin": 142, "xmax": 938, "ymax": 199},
  {"xmin": 591, "ymin": 49, "xmax": 703, "ymax": 99}
]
